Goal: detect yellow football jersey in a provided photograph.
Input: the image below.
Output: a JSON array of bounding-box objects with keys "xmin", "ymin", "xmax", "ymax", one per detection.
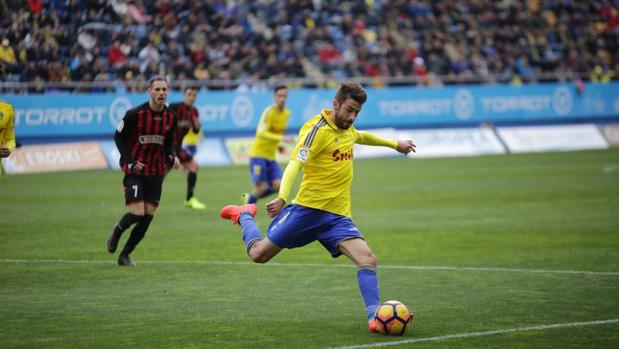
[
  {"xmin": 288, "ymin": 109, "xmax": 396, "ymax": 217},
  {"xmin": 249, "ymin": 104, "xmax": 291, "ymax": 160},
  {"xmin": 0, "ymin": 99, "xmax": 16, "ymax": 176},
  {"xmin": 182, "ymin": 127, "xmax": 202, "ymax": 146}
]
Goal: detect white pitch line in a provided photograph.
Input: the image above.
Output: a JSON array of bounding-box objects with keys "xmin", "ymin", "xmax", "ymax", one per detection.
[
  {"xmin": 603, "ymin": 164, "xmax": 619, "ymax": 173},
  {"xmin": 329, "ymin": 318, "xmax": 619, "ymax": 349},
  {"xmin": 0, "ymin": 259, "xmax": 618, "ymax": 276}
]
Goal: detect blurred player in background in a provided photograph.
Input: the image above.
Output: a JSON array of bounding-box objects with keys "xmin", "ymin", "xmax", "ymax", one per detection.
[
  {"xmin": 243, "ymin": 85, "xmax": 293, "ymax": 205},
  {"xmin": 220, "ymin": 81, "xmax": 416, "ymax": 331},
  {"xmin": 0, "ymin": 63, "xmax": 15, "ymax": 179},
  {"xmin": 182, "ymin": 124, "xmax": 202, "ymax": 157},
  {"xmin": 107, "ymin": 76, "xmax": 180, "ymax": 266},
  {"xmin": 169, "ymin": 87, "xmax": 206, "ymax": 210}
]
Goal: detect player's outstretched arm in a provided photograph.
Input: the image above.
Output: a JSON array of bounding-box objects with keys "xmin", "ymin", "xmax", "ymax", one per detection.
[{"xmin": 357, "ymin": 131, "xmax": 416, "ymax": 154}]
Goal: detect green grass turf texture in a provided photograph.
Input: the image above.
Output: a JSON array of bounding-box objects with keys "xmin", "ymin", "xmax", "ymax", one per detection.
[{"xmin": 0, "ymin": 149, "xmax": 618, "ymax": 348}]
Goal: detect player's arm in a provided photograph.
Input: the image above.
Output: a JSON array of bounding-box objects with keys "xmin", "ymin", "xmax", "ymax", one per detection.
[
  {"xmin": 192, "ymin": 108, "xmax": 201, "ymax": 133},
  {"xmin": 0, "ymin": 107, "xmax": 15, "ymax": 158},
  {"xmin": 256, "ymin": 108, "xmax": 283, "ymax": 141},
  {"xmin": 356, "ymin": 131, "xmax": 416, "ymax": 154},
  {"xmin": 164, "ymin": 116, "xmax": 180, "ymax": 169},
  {"xmin": 114, "ymin": 109, "xmax": 140, "ymax": 169},
  {"xmin": 266, "ymin": 127, "xmax": 326, "ymax": 217}
]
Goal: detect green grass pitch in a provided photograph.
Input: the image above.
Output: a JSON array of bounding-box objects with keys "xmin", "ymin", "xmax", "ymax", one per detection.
[{"xmin": 1, "ymin": 149, "xmax": 618, "ymax": 348}]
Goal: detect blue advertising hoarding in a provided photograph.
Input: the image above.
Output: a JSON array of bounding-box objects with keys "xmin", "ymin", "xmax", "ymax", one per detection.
[{"xmin": 4, "ymin": 82, "xmax": 619, "ymax": 138}]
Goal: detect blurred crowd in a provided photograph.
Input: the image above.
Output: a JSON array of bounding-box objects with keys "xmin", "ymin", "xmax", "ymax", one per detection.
[{"xmin": 0, "ymin": 0, "xmax": 618, "ymax": 92}]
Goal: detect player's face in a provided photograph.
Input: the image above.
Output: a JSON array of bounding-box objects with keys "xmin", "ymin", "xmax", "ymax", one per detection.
[
  {"xmin": 184, "ymin": 88, "xmax": 197, "ymax": 105},
  {"xmin": 148, "ymin": 80, "xmax": 169, "ymax": 109},
  {"xmin": 274, "ymin": 88, "xmax": 288, "ymax": 109},
  {"xmin": 332, "ymin": 98, "xmax": 362, "ymax": 130}
]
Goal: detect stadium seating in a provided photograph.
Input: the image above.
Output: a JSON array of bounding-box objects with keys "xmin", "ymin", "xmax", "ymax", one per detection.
[{"xmin": 0, "ymin": 0, "xmax": 617, "ymax": 91}]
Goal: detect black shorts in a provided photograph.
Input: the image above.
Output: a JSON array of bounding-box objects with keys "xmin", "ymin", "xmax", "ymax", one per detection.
[
  {"xmin": 123, "ymin": 174, "xmax": 164, "ymax": 206},
  {"xmin": 177, "ymin": 148, "xmax": 193, "ymax": 164}
]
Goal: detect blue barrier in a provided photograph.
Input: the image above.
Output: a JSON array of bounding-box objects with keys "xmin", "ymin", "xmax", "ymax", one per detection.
[{"xmin": 4, "ymin": 82, "xmax": 619, "ymax": 137}]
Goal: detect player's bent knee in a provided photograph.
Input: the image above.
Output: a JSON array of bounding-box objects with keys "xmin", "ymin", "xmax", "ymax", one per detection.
[{"xmin": 362, "ymin": 252, "xmax": 377, "ymax": 268}]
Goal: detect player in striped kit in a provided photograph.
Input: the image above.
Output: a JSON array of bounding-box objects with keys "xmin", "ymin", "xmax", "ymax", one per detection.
[
  {"xmin": 169, "ymin": 87, "xmax": 206, "ymax": 210},
  {"xmin": 107, "ymin": 76, "xmax": 180, "ymax": 266}
]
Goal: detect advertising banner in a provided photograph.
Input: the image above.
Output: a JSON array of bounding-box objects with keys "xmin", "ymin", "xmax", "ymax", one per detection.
[
  {"xmin": 599, "ymin": 124, "xmax": 619, "ymax": 147},
  {"xmin": 192, "ymin": 138, "xmax": 233, "ymax": 167},
  {"xmin": 497, "ymin": 124, "xmax": 609, "ymax": 153},
  {"xmin": 3, "ymin": 141, "xmax": 108, "ymax": 174},
  {"xmin": 397, "ymin": 128, "xmax": 506, "ymax": 158},
  {"xmin": 5, "ymin": 82, "xmax": 618, "ymax": 137}
]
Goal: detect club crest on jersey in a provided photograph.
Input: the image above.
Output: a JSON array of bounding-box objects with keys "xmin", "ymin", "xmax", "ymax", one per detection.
[
  {"xmin": 139, "ymin": 135, "xmax": 165, "ymax": 144},
  {"xmin": 332, "ymin": 148, "xmax": 353, "ymax": 161},
  {"xmin": 297, "ymin": 147, "xmax": 310, "ymax": 163}
]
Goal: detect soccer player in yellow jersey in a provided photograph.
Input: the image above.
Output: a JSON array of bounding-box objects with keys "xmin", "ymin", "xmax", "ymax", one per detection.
[
  {"xmin": 221, "ymin": 81, "xmax": 416, "ymax": 332},
  {"xmin": 0, "ymin": 64, "xmax": 16, "ymax": 178},
  {"xmin": 244, "ymin": 85, "xmax": 293, "ymax": 204}
]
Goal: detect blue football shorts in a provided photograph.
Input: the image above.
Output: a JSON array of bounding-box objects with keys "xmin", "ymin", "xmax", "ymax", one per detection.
[
  {"xmin": 249, "ymin": 157, "xmax": 283, "ymax": 184},
  {"xmin": 266, "ymin": 204, "xmax": 364, "ymax": 257},
  {"xmin": 183, "ymin": 145, "xmax": 197, "ymax": 156}
]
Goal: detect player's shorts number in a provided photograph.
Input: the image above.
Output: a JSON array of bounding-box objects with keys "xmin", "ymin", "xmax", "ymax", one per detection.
[{"xmin": 132, "ymin": 185, "xmax": 138, "ymax": 198}]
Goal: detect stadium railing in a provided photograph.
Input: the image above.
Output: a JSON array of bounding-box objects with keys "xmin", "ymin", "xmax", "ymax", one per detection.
[{"xmin": 0, "ymin": 72, "xmax": 600, "ymax": 94}]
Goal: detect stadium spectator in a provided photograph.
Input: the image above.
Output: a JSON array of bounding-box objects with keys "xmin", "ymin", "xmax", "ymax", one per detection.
[
  {"xmin": 107, "ymin": 76, "xmax": 180, "ymax": 266},
  {"xmin": 0, "ymin": 1, "xmax": 617, "ymax": 90},
  {"xmin": 0, "ymin": 39, "xmax": 16, "ymax": 72},
  {"xmin": 220, "ymin": 81, "xmax": 416, "ymax": 332}
]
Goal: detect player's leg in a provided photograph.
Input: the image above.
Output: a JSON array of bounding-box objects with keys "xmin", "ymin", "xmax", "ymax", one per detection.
[
  {"xmin": 268, "ymin": 162, "xmax": 283, "ymax": 193},
  {"xmin": 338, "ymin": 238, "xmax": 380, "ymax": 330},
  {"xmin": 222, "ymin": 204, "xmax": 319, "ymax": 263},
  {"xmin": 245, "ymin": 158, "xmax": 273, "ymax": 204},
  {"xmin": 107, "ymin": 174, "xmax": 145, "ymax": 253},
  {"xmin": 220, "ymin": 203, "xmax": 280, "ymax": 262},
  {"xmin": 118, "ymin": 176, "xmax": 162, "ymax": 266},
  {"xmin": 180, "ymin": 150, "xmax": 205, "ymax": 209},
  {"xmin": 270, "ymin": 179, "xmax": 281, "ymax": 192}
]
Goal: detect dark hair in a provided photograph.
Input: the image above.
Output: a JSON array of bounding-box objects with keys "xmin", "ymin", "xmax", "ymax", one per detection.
[
  {"xmin": 335, "ymin": 81, "xmax": 367, "ymax": 104},
  {"xmin": 274, "ymin": 84, "xmax": 287, "ymax": 93},
  {"xmin": 148, "ymin": 75, "xmax": 168, "ymax": 88},
  {"xmin": 184, "ymin": 86, "xmax": 198, "ymax": 93}
]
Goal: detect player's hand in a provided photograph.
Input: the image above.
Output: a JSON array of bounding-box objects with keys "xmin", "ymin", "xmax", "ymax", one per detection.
[
  {"xmin": 173, "ymin": 156, "xmax": 181, "ymax": 169},
  {"xmin": 193, "ymin": 118, "xmax": 201, "ymax": 131},
  {"xmin": 133, "ymin": 161, "xmax": 145, "ymax": 172},
  {"xmin": 396, "ymin": 140, "xmax": 416, "ymax": 155},
  {"xmin": 266, "ymin": 197, "xmax": 285, "ymax": 218},
  {"xmin": 0, "ymin": 147, "xmax": 11, "ymax": 158}
]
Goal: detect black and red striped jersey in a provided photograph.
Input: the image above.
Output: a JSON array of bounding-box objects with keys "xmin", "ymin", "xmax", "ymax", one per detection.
[
  {"xmin": 114, "ymin": 102, "xmax": 177, "ymax": 176},
  {"xmin": 169, "ymin": 102, "xmax": 200, "ymax": 149}
]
